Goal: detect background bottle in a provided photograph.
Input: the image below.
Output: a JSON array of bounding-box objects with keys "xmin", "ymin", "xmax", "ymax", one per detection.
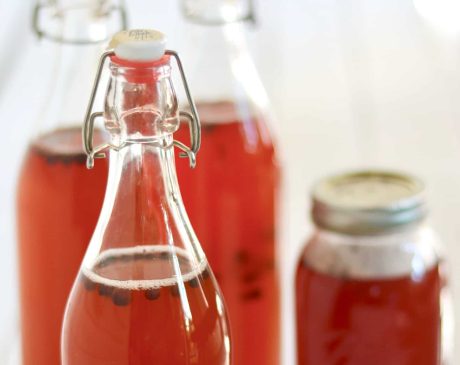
[
  {"xmin": 296, "ymin": 171, "xmax": 453, "ymax": 365},
  {"xmin": 62, "ymin": 29, "xmax": 231, "ymax": 364},
  {"xmin": 174, "ymin": 1, "xmax": 280, "ymax": 364},
  {"xmin": 16, "ymin": 2, "xmax": 125, "ymax": 364}
]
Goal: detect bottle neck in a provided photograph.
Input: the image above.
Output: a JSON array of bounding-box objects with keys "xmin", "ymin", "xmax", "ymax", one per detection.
[
  {"xmin": 182, "ymin": 0, "xmax": 254, "ymax": 24},
  {"xmin": 83, "ymin": 57, "xmax": 203, "ymax": 267},
  {"xmin": 180, "ymin": 20, "xmax": 268, "ymax": 114},
  {"xmin": 34, "ymin": 2, "xmax": 125, "ymax": 136},
  {"xmin": 37, "ymin": 40, "xmax": 105, "ymax": 134},
  {"xmin": 105, "ymin": 56, "xmax": 178, "ymax": 145},
  {"xmin": 35, "ymin": 0, "xmax": 125, "ymax": 43},
  {"xmin": 85, "ymin": 137, "xmax": 203, "ymax": 266}
]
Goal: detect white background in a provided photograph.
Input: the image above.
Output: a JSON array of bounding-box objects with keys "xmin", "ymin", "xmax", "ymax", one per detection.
[{"xmin": 2, "ymin": 0, "xmax": 460, "ymax": 364}]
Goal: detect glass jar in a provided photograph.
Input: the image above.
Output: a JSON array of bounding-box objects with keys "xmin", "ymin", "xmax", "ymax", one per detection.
[{"xmin": 296, "ymin": 171, "xmax": 453, "ymax": 365}]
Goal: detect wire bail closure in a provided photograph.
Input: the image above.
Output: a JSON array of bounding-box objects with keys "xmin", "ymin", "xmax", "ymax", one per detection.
[
  {"xmin": 82, "ymin": 49, "xmax": 201, "ymax": 169},
  {"xmin": 33, "ymin": 2, "xmax": 128, "ymax": 45}
]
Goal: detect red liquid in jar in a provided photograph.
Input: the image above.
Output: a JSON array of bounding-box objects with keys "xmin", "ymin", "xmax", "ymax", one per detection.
[
  {"xmin": 175, "ymin": 101, "xmax": 280, "ymax": 365},
  {"xmin": 62, "ymin": 246, "xmax": 230, "ymax": 364},
  {"xmin": 17, "ymin": 127, "xmax": 108, "ymax": 365},
  {"xmin": 296, "ymin": 260, "xmax": 442, "ymax": 365}
]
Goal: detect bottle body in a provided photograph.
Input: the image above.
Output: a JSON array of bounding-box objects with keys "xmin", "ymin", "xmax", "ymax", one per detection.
[
  {"xmin": 296, "ymin": 226, "xmax": 446, "ymax": 365},
  {"xmin": 62, "ymin": 144, "xmax": 231, "ymax": 365},
  {"xmin": 176, "ymin": 101, "xmax": 279, "ymax": 364}
]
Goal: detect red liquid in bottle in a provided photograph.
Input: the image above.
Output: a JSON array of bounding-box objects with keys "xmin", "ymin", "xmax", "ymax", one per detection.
[
  {"xmin": 17, "ymin": 127, "xmax": 108, "ymax": 365},
  {"xmin": 296, "ymin": 261, "xmax": 442, "ymax": 365},
  {"xmin": 63, "ymin": 246, "xmax": 229, "ymax": 364},
  {"xmin": 175, "ymin": 101, "xmax": 280, "ymax": 365}
]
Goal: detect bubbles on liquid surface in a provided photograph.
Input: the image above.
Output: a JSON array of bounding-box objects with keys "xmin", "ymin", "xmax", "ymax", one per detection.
[{"xmin": 81, "ymin": 245, "xmax": 208, "ymax": 291}]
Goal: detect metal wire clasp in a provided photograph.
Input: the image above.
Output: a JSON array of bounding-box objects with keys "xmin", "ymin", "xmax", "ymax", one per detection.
[
  {"xmin": 166, "ymin": 50, "xmax": 201, "ymax": 168},
  {"xmin": 33, "ymin": 2, "xmax": 128, "ymax": 44},
  {"xmin": 82, "ymin": 49, "xmax": 201, "ymax": 169}
]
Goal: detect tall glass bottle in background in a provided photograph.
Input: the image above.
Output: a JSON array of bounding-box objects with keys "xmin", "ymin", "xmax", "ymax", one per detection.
[
  {"xmin": 175, "ymin": 1, "xmax": 280, "ymax": 364},
  {"xmin": 16, "ymin": 2, "xmax": 125, "ymax": 364}
]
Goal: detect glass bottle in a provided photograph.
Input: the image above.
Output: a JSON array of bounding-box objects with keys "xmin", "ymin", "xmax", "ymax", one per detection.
[
  {"xmin": 296, "ymin": 171, "xmax": 453, "ymax": 365},
  {"xmin": 174, "ymin": 1, "xmax": 280, "ymax": 364},
  {"xmin": 16, "ymin": 2, "xmax": 125, "ymax": 364},
  {"xmin": 62, "ymin": 29, "xmax": 231, "ymax": 365}
]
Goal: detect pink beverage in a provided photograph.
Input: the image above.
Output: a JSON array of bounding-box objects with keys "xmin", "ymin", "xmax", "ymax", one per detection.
[
  {"xmin": 63, "ymin": 246, "xmax": 229, "ymax": 364},
  {"xmin": 176, "ymin": 101, "xmax": 279, "ymax": 365},
  {"xmin": 17, "ymin": 127, "xmax": 107, "ymax": 365},
  {"xmin": 296, "ymin": 260, "xmax": 442, "ymax": 365}
]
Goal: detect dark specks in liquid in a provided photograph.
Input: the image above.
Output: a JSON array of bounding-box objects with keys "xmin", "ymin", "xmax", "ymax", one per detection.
[
  {"xmin": 160, "ymin": 251, "xmax": 170, "ymax": 260},
  {"xmin": 98, "ymin": 284, "xmax": 114, "ymax": 297},
  {"xmin": 81, "ymin": 275, "xmax": 96, "ymax": 291},
  {"xmin": 241, "ymin": 288, "xmax": 262, "ymax": 301},
  {"xmin": 201, "ymin": 269, "xmax": 210, "ymax": 280},
  {"xmin": 112, "ymin": 288, "xmax": 131, "ymax": 306},
  {"xmin": 144, "ymin": 288, "xmax": 161, "ymax": 301},
  {"xmin": 235, "ymin": 250, "xmax": 250, "ymax": 264},
  {"xmin": 45, "ymin": 155, "xmax": 58, "ymax": 165},
  {"xmin": 202, "ymin": 123, "xmax": 217, "ymax": 133},
  {"xmin": 170, "ymin": 284, "xmax": 180, "ymax": 297},
  {"xmin": 188, "ymin": 277, "xmax": 200, "ymax": 288}
]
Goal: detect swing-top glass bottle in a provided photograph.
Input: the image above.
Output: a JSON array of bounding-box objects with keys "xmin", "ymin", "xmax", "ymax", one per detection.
[
  {"xmin": 175, "ymin": 1, "xmax": 280, "ymax": 364},
  {"xmin": 17, "ymin": 2, "xmax": 125, "ymax": 364},
  {"xmin": 61, "ymin": 29, "xmax": 231, "ymax": 365}
]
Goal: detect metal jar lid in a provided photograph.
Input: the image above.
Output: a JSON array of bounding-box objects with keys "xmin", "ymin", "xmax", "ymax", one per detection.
[{"xmin": 311, "ymin": 170, "xmax": 427, "ymax": 235}]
